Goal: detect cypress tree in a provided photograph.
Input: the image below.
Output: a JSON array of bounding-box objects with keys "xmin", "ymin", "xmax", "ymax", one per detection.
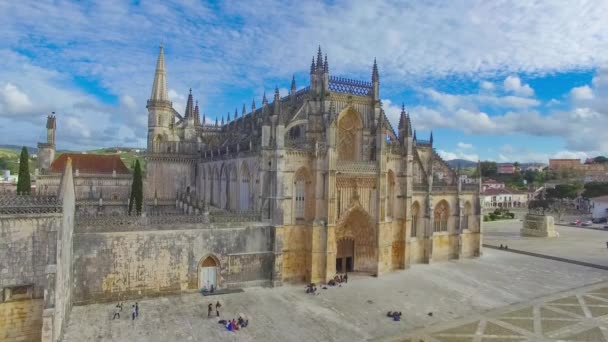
[
  {"xmin": 129, "ymin": 159, "xmax": 143, "ymax": 215},
  {"xmin": 16, "ymin": 147, "xmax": 31, "ymax": 194}
]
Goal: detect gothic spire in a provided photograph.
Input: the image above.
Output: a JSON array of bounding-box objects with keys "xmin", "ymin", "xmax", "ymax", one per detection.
[
  {"xmin": 372, "ymin": 58, "xmax": 379, "ymax": 82},
  {"xmin": 227, "ymin": 111, "xmax": 231, "ymax": 122},
  {"xmin": 324, "ymin": 54, "xmax": 328, "ymax": 73},
  {"xmin": 194, "ymin": 100, "xmax": 200, "ymax": 125},
  {"xmin": 150, "ymin": 45, "xmax": 169, "ymax": 102},
  {"xmin": 262, "ymin": 91, "xmax": 268, "ymax": 105},
  {"xmin": 398, "ymin": 103, "xmax": 406, "ymax": 130},
  {"xmin": 215, "ymin": 117, "xmax": 218, "ymax": 126},
  {"xmin": 291, "ymin": 75, "xmax": 296, "ymax": 93},
  {"xmin": 316, "ymin": 46, "xmax": 323, "ymax": 71},
  {"xmin": 251, "ymin": 98, "xmax": 256, "ymax": 112},
  {"xmin": 235, "ymin": 108, "xmax": 238, "ymax": 120},
  {"xmin": 413, "ymin": 129, "xmax": 417, "ymax": 141},
  {"xmin": 202, "ymin": 112, "xmax": 206, "ymax": 126},
  {"xmin": 430, "ymin": 131, "xmax": 433, "ymax": 144},
  {"xmin": 184, "ymin": 88, "xmax": 194, "ymax": 119},
  {"xmin": 310, "ymin": 57, "xmax": 316, "ymax": 73},
  {"xmin": 274, "ymin": 86, "xmax": 280, "ymax": 102},
  {"xmin": 221, "ymin": 115, "xmax": 224, "ymax": 126}
]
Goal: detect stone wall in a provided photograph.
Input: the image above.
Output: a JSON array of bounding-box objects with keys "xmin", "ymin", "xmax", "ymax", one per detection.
[
  {"xmin": 0, "ymin": 214, "xmax": 61, "ymax": 299},
  {"xmin": 0, "ymin": 299, "xmax": 43, "ymax": 342},
  {"xmin": 72, "ymin": 222, "xmax": 275, "ymax": 304}
]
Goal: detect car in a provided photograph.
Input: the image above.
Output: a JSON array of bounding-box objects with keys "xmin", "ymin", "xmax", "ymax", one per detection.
[
  {"xmin": 581, "ymin": 220, "xmax": 593, "ymax": 226},
  {"xmin": 604, "ymin": 225, "xmax": 608, "ymax": 230},
  {"xmin": 592, "ymin": 217, "xmax": 607, "ymax": 224},
  {"xmin": 570, "ymin": 219, "xmax": 581, "ymax": 226}
]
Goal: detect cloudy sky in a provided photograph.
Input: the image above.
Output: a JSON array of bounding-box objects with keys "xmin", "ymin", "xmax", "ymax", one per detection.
[{"xmin": 1, "ymin": 0, "xmax": 607, "ymax": 163}]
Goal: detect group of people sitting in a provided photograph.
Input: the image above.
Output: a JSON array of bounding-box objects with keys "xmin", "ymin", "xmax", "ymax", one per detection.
[
  {"xmin": 328, "ymin": 273, "xmax": 348, "ymax": 287},
  {"xmin": 202, "ymin": 284, "xmax": 215, "ymax": 294},
  {"xmin": 219, "ymin": 316, "xmax": 249, "ymax": 331},
  {"xmin": 386, "ymin": 311, "xmax": 402, "ymax": 321},
  {"xmin": 305, "ymin": 283, "xmax": 318, "ymax": 294}
]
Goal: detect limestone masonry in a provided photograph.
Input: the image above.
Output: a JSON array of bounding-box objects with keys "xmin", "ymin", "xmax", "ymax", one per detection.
[{"xmin": 0, "ymin": 45, "xmax": 482, "ymax": 341}]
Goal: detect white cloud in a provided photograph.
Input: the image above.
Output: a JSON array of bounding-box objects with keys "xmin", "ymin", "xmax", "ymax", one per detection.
[
  {"xmin": 0, "ymin": 83, "xmax": 33, "ymax": 114},
  {"xmin": 570, "ymin": 85, "xmax": 593, "ymax": 100},
  {"xmin": 457, "ymin": 142, "xmax": 473, "ymax": 149},
  {"xmin": 503, "ymin": 75, "xmax": 534, "ymax": 97},
  {"xmin": 480, "ymin": 81, "xmax": 495, "ymax": 91},
  {"xmin": 437, "ymin": 149, "xmax": 479, "ymax": 162}
]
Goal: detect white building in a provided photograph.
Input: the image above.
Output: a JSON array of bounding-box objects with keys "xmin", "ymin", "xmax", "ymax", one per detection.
[{"xmin": 590, "ymin": 195, "xmax": 608, "ymax": 219}]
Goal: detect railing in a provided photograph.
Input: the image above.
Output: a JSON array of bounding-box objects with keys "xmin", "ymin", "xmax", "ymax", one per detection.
[
  {"xmin": 461, "ymin": 184, "xmax": 479, "ymax": 192},
  {"xmin": 285, "ymin": 137, "xmax": 315, "ymax": 151},
  {"xmin": 413, "ymin": 184, "xmax": 428, "ymax": 192},
  {"xmin": 432, "ymin": 185, "xmax": 458, "ymax": 193},
  {"xmin": 0, "ymin": 194, "xmax": 61, "ymax": 214},
  {"xmin": 416, "ymin": 139, "xmax": 431, "ymax": 146},
  {"xmin": 329, "ymin": 76, "xmax": 373, "ymax": 96},
  {"xmin": 336, "ymin": 161, "xmax": 378, "ymax": 174}
]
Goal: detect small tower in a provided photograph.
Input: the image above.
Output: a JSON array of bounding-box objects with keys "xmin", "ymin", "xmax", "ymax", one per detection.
[
  {"xmin": 37, "ymin": 113, "xmax": 56, "ymax": 172},
  {"xmin": 147, "ymin": 45, "xmax": 174, "ymax": 152},
  {"xmin": 398, "ymin": 103, "xmax": 407, "ymax": 145},
  {"xmin": 372, "ymin": 58, "xmax": 380, "ymax": 103}
]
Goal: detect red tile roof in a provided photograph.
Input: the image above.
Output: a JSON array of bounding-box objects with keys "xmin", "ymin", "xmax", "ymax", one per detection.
[{"xmin": 50, "ymin": 153, "xmax": 131, "ymax": 175}]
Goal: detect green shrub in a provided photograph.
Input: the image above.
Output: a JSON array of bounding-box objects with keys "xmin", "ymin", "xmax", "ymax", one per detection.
[
  {"xmin": 488, "ymin": 213, "xmax": 497, "ymax": 220},
  {"xmin": 483, "ymin": 215, "xmax": 490, "ymax": 222}
]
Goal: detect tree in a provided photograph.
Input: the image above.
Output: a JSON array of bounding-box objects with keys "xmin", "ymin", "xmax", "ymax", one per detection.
[
  {"xmin": 16, "ymin": 147, "xmax": 31, "ymax": 194},
  {"xmin": 480, "ymin": 161, "xmax": 497, "ymax": 178},
  {"xmin": 582, "ymin": 182, "xmax": 608, "ymax": 198},
  {"xmin": 594, "ymin": 156, "xmax": 608, "ymax": 164},
  {"xmin": 545, "ymin": 183, "xmax": 582, "ymax": 221},
  {"xmin": 129, "ymin": 160, "xmax": 143, "ymax": 215}
]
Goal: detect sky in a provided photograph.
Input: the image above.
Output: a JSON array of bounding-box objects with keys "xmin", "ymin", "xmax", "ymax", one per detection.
[{"xmin": 1, "ymin": 0, "xmax": 608, "ymax": 163}]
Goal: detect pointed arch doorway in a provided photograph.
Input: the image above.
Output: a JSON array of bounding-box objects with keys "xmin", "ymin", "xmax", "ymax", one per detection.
[
  {"xmin": 198, "ymin": 255, "xmax": 219, "ymax": 290},
  {"xmin": 336, "ymin": 238, "xmax": 354, "ymax": 273}
]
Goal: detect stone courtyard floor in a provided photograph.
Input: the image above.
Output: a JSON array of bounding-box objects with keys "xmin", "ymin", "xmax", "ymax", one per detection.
[{"xmin": 63, "ymin": 221, "xmax": 608, "ymax": 342}]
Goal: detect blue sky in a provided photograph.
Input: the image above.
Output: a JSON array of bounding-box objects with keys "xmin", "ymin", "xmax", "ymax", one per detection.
[{"xmin": 0, "ymin": 1, "xmax": 607, "ymax": 163}]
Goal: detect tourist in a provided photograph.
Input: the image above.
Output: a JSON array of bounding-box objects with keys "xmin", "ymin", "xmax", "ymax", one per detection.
[
  {"xmin": 210, "ymin": 284, "xmax": 215, "ymax": 293},
  {"xmin": 216, "ymin": 301, "xmax": 221, "ymax": 317},
  {"xmin": 231, "ymin": 318, "xmax": 238, "ymax": 330},
  {"xmin": 135, "ymin": 302, "xmax": 139, "ymax": 317},
  {"xmin": 112, "ymin": 306, "xmax": 120, "ymax": 320},
  {"xmin": 208, "ymin": 303, "xmax": 213, "ymax": 317},
  {"xmin": 132, "ymin": 305, "xmax": 136, "ymax": 320},
  {"xmin": 344, "ymin": 273, "xmax": 348, "ymax": 283}
]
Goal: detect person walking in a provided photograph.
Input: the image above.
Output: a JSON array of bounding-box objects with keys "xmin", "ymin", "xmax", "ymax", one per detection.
[
  {"xmin": 208, "ymin": 303, "xmax": 213, "ymax": 318},
  {"xmin": 216, "ymin": 301, "xmax": 222, "ymax": 317},
  {"xmin": 112, "ymin": 305, "xmax": 120, "ymax": 320},
  {"xmin": 135, "ymin": 302, "xmax": 139, "ymax": 317},
  {"xmin": 344, "ymin": 272, "xmax": 348, "ymax": 283},
  {"xmin": 131, "ymin": 305, "xmax": 136, "ymax": 320}
]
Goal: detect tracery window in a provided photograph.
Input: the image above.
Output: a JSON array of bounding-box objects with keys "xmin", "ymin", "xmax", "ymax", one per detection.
[
  {"xmin": 411, "ymin": 202, "xmax": 420, "ymax": 237},
  {"xmin": 294, "ymin": 179, "xmax": 305, "ymax": 219},
  {"xmin": 433, "ymin": 200, "xmax": 449, "ymax": 232},
  {"xmin": 338, "ymin": 109, "xmax": 361, "ymax": 161}
]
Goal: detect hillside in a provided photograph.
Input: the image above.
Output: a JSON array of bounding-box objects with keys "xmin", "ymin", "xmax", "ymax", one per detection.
[{"xmin": 446, "ymin": 159, "xmax": 477, "ymax": 168}]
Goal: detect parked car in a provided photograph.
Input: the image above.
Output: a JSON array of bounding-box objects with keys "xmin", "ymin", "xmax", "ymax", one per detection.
[
  {"xmin": 592, "ymin": 217, "xmax": 607, "ymax": 224},
  {"xmin": 604, "ymin": 225, "xmax": 608, "ymax": 230},
  {"xmin": 570, "ymin": 219, "xmax": 581, "ymax": 226},
  {"xmin": 581, "ymin": 220, "xmax": 593, "ymax": 227}
]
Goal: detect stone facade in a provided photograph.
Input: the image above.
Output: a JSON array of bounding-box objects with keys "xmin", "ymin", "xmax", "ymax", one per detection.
[
  {"xmin": 72, "ymin": 217, "xmax": 274, "ymax": 304},
  {"xmin": 521, "ymin": 214, "xmax": 557, "ymax": 237},
  {"xmin": 144, "ymin": 45, "xmax": 483, "ymax": 285},
  {"xmin": 0, "ymin": 159, "xmax": 75, "ymax": 342}
]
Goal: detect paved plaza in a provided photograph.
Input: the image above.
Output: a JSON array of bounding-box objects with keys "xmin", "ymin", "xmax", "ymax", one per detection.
[
  {"xmin": 484, "ymin": 219, "xmax": 608, "ymax": 267},
  {"xmin": 63, "ymin": 221, "xmax": 608, "ymax": 342}
]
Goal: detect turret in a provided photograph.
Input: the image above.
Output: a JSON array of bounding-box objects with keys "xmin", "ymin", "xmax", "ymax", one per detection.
[
  {"xmin": 372, "ymin": 58, "xmax": 380, "ymax": 103},
  {"xmin": 184, "ymin": 89, "xmax": 194, "ymax": 122},
  {"xmin": 430, "ymin": 131, "xmax": 433, "ymax": 146},
  {"xmin": 310, "ymin": 46, "xmax": 329, "ymax": 95},
  {"xmin": 398, "ymin": 103, "xmax": 407, "ymax": 144},
  {"xmin": 37, "ymin": 113, "xmax": 57, "ymax": 172},
  {"xmin": 194, "ymin": 101, "xmax": 200, "ymax": 126},
  {"xmin": 147, "ymin": 45, "xmax": 173, "ymax": 152}
]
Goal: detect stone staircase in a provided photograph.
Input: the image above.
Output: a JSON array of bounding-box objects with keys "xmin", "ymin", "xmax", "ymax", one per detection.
[{"xmin": 0, "ymin": 299, "xmax": 43, "ymax": 342}]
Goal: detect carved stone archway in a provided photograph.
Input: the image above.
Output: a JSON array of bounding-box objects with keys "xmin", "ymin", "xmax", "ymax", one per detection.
[{"xmin": 335, "ymin": 201, "xmax": 376, "ymax": 273}]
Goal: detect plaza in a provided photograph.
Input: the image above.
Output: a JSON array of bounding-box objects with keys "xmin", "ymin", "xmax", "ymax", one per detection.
[{"xmin": 61, "ymin": 220, "xmax": 608, "ymax": 342}]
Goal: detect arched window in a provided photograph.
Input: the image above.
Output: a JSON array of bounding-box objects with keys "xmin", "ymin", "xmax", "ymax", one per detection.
[
  {"xmin": 411, "ymin": 202, "xmax": 420, "ymax": 237},
  {"xmin": 294, "ymin": 167, "xmax": 311, "ymax": 221},
  {"xmin": 433, "ymin": 200, "xmax": 449, "ymax": 232},
  {"xmin": 387, "ymin": 170, "xmax": 395, "ymax": 218},
  {"xmin": 337, "ymin": 108, "xmax": 362, "ymax": 161},
  {"xmin": 463, "ymin": 201, "xmax": 472, "ymax": 230},
  {"xmin": 240, "ymin": 163, "xmax": 250, "ymax": 211},
  {"xmin": 153, "ymin": 134, "xmax": 162, "ymax": 152}
]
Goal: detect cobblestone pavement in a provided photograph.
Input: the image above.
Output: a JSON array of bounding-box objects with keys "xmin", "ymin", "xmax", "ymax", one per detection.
[
  {"xmin": 393, "ymin": 281, "xmax": 608, "ymax": 342},
  {"xmin": 63, "ymin": 242, "xmax": 608, "ymax": 342}
]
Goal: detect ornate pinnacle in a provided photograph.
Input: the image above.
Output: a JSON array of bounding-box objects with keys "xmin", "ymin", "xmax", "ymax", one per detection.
[
  {"xmin": 251, "ymin": 98, "xmax": 256, "ymax": 111},
  {"xmin": 372, "ymin": 58, "xmax": 379, "ymax": 82},
  {"xmin": 227, "ymin": 111, "xmax": 231, "ymax": 122},
  {"xmin": 235, "ymin": 108, "xmax": 238, "ymax": 120},
  {"xmin": 310, "ymin": 57, "xmax": 315, "ymax": 73},
  {"xmin": 316, "ymin": 45, "xmax": 323, "ymax": 70},
  {"xmin": 221, "ymin": 115, "xmax": 224, "ymax": 126},
  {"xmin": 430, "ymin": 131, "xmax": 433, "ymax": 144},
  {"xmin": 324, "ymin": 54, "xmax": 328, "ymax": 73},
  {"xmin": 262, "ymin": 91, "xmax": 268, "ymax": 105},
  {"xmin": 291, "ymin": 75, "xmax": 296, "ymax": 92},
  {"xmin": 242, "ymin": 103, "xmax": 246, "ymax": 116}
]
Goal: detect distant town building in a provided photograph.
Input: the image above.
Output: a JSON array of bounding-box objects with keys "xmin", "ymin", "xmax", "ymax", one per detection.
[
  {"xmin": 497, "ymin": 163, "xmax": 516, "ymax": 174},
  {"xmin": 482, "ymin": 178, "xmax": 505, "ymax": 192},
  {"xmin": 523, "ymin": 163, "xmax": 546, "ymax": 172},
  {"xmin": 34, "ymin": 118, "xmax": 133, "ymax": 215},
  {"xmin": 481, "ymin": 178, "xmax": 528, "ymax": 208},
  {"xmin": 548, "ymin": 158, "xmax": 608, "ymax": 182},
  {"xmin": 589, "ymin": 195, "xmax": 608, "ymax": 219}
]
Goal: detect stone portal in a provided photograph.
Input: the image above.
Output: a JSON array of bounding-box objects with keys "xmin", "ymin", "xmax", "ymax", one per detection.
[
  {"xmin": 199, "ymin": 256, "xmax": 219, "ymax": 289},
  {"xmin": 336, "ymin": 239, "xmax": 355, "ymax": 272}
]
